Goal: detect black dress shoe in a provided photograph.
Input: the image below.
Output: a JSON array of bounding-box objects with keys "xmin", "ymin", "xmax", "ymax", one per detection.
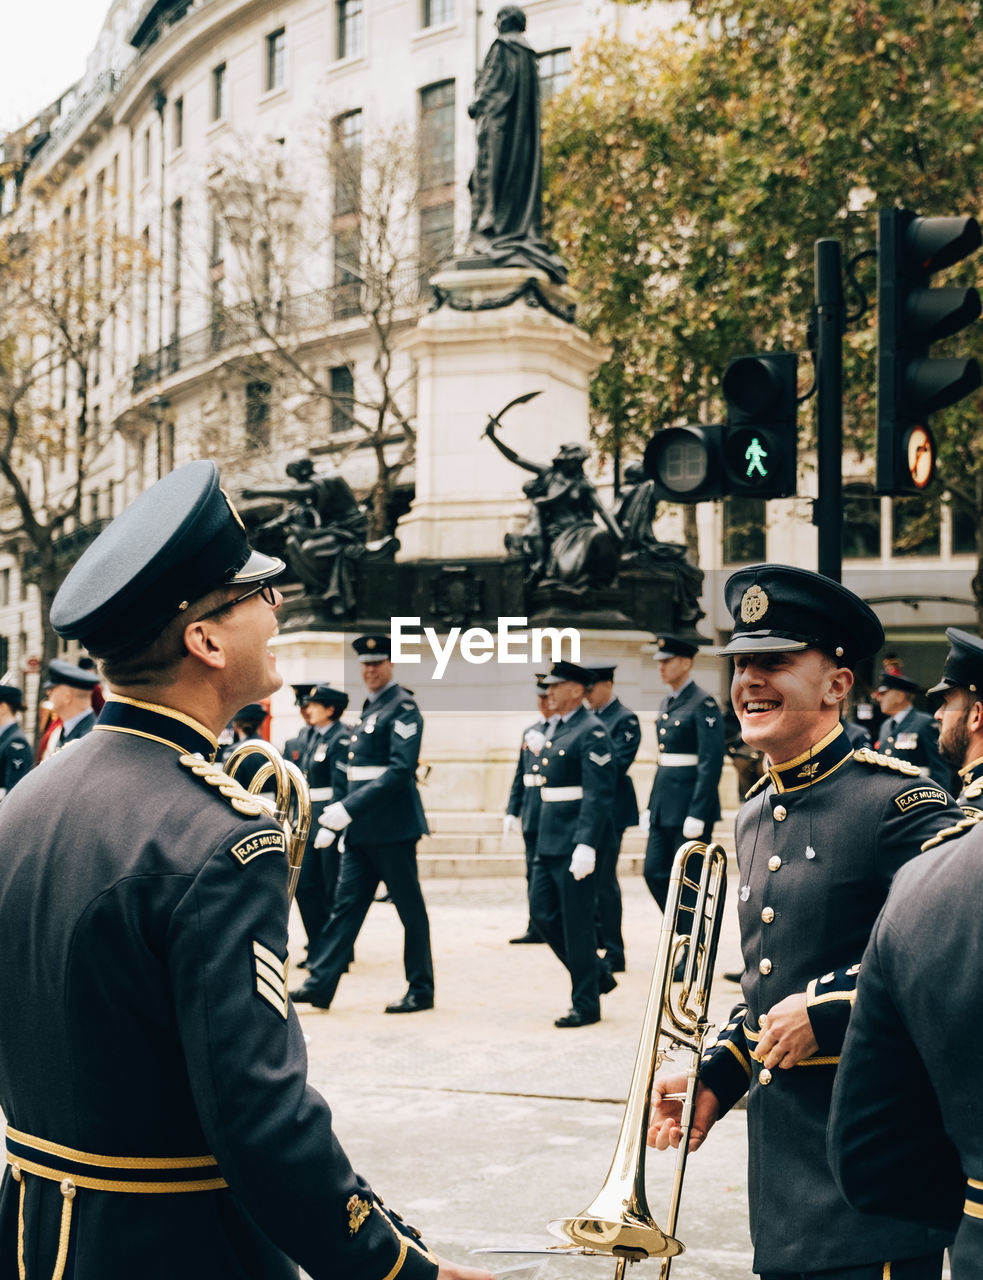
[
  {"xmin": 509, "ymin": 931, "xmax": 544, "ymax": 944},
  {"xmin": 722, "ymin": 971, "xmax": 744, "ymax": 984},
  {"xmin": 598, "ymin": 970, "xmax": 618, "ymax": 995},
  {"xmin": 384, "ymin": 992, "xmax": 434, "ymax": 1014},
  {"xmin": 554, "ymin": 1009, "xmax": 600, "ymax": 1028},
  {"xmin": 289, "ymin": 984, "xmax": 333, "ymax": 1009}
]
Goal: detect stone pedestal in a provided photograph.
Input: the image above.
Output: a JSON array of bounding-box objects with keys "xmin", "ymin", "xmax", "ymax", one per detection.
[{"xmin": 395, "ymin": 267, "xmax": 610, "ymax": 562}]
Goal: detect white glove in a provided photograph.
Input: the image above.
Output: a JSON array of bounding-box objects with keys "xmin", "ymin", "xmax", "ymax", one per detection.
[
  {"xmin": 640, "ymin": 809, "xmax": 651, "ymax": 833},
  {"xmin": 313, "ymin": 826, "xmax": 336, "ymax": 850},
  {"xmin": 523, "ymin": 728, "xmax": 546, "ymax": 755},
  {"xmin": 318, "ymin": 801, "xmax": 351, "ymax": 832},
  {"xmin": 682, "ymin": 816, "xmax": 704, "ymax": 839},
  {"xmin": 570, "ymin": 844, "xmax": 596, "ymax": 880},
  {"xmin": 503, "ymin": 813, "xmax": 521, "ymax": 838}
]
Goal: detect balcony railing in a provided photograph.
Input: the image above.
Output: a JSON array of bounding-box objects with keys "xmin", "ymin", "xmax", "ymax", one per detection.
[
  {"xmin": 132, "ymin": 268, "xmax": 423, "ymax": 395},
  {"xmin": 35, "ymin": 71, "xmax": 120, "ymax": 162}
]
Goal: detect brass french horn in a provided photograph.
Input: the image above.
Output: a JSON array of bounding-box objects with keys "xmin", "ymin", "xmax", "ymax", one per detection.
[
  {"xmin": 223, "ymin": 740, "xmax": 312, "ymax": 904},
  {"xmin": 548, "ymin": 839, "xmax": 728, "ymax": 1278}
]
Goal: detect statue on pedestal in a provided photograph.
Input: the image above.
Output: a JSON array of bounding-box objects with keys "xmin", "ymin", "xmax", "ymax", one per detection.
[
  {"xmin": 613, "ymin": 462, "xmax": 706, "ymax": 626},
  {"xmin": 243, "ymin": 458, "xmax": 396, "ymax": 619},
  {"xmin": 465, "ymin": 6, "xmax": 567, "ymax": 285},
  {"xmin": 484, "ymin": 422, "xmax": 622, "ymax": 592}
]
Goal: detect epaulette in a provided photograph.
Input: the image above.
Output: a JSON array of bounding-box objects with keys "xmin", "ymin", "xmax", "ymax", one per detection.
[
  {"xmin": 962, "ymin": 775, "xmax": 983, "ymax": 802},
  {"xmin": 852, "ymin": 747, "xmax": 922, "ymax": 776},
  {"xmin": 920, "ymin": 810, "xmax": 983, "ymax": 852},
  {"xmin": 745, "ymin": 773, "xmax": 770, "ymax": 800},
  {"xmin": 178, "ymin": 754, "xmax": 275, "ymax": 819}
]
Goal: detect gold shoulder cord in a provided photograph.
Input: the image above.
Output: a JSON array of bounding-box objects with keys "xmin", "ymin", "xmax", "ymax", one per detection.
[{"xmin": 178, "ymin": 754, "xmax": 272, "ymax": 819}]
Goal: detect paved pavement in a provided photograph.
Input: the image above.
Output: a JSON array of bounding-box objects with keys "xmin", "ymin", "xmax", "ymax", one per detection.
[{"xmin": 292, "ymin": 868, "xmax": 756, "ymax": 1279}]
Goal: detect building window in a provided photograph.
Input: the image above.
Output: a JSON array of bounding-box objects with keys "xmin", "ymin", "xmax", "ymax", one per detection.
[
  {"xmin": 330, "ymin": 365, "xmax": 355, "ymax": 433},
  {"xmin": 172, "ymin": 96, "xmax": 184, "ymax": 150},
  {"xmin": 333, "ymin": 228, "xmax": 361, "ymax": 319},
  {"xmin": 170, "ymin": 198, "xmax": 183, "ymax": 353},
  {"xmin": 419, "ymin": 202, "xmax": 454, "ymax": 280},
  {"xmin": 842, "ymin": 482, "xmax": 881, "ymax": 559},
  {"xmin": 0, "ymin": 570, "xmax": 10, "ymax": 609},
  {"xmin": 423, "ymin": 0, "xmax": 453, "ymax": 26},
  {"xmin": 332, "ymin": 109, "xmax": 363, "ymax": 217},
  {"xmin": 140, "ymin": 226, "xmax": 151, "ymax": 353},
  {"xmin": 265, "ymin": 28, "xmax": 286, "ymax": 91},
  {"xmin": 212, "ymin": 63, "xmax": 227, "ymax": 121},
  {"xmin": 951, "ymin": 495, "xmax": 978, "ymax": 555},
  {"xmin": 337, "ymin": 1, "xmax": 363, "ymax": 59},
  {"xmin": 210, "ymin": 210, "xmax": 226, "ymax": 346},
  {"xmin": 419, "ymin": 80, "xmax": 455, "ymax": 189},
  {"xmin": 0, "ymin": 637, "xmax": 8, "ymax": 676},
  {"xmin": 245, "ymin": 381, "xmax": 272, "ymax": 450},
  {"xmin": 538, "ymin": 47, "xmax": 572, "ymax": 101},
  {"xmin": 142, "ymin": 127, "xmax": 152, "ymax": 180},
  {"xmin": 891, "ymin": 494, "xmax": 941, "ymax": 557},
  {"xmin": 722, "ymin": 496, "xmax": 766, "ymax": 564}
]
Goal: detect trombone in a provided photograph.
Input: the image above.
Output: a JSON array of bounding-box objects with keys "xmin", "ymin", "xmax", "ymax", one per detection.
[
  {"xmin": 548, "ymin": 839, "xmax": 728, "ymax": 1278},
  {"xmin": 223, "ymin": 739, "xmax": 312, "ymax": 904}
]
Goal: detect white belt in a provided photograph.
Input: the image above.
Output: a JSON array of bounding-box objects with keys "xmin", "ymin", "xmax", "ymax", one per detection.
[
  {"xmin": 658, "ymin": 753, "xmax": 700, "ymax": 767},
  {"xmin": 523, "ymin": 773, "xmax": 546, "ymax": 788},
  {"xmin": 348, "ymin": 765, "xmax": 386, "ymax": 781},
  {"xmin": 309, "ymin": 786, "xmax": 334, "ymax": 801},
  {"xmin": 541, "ymin": 786, "xmax": 583, "ymax": 802}
]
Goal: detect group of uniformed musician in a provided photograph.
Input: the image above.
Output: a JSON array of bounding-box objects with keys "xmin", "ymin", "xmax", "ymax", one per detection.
[{"xmin": 3, "ymin": 462, "xmax": 983, "ymax": 1279}]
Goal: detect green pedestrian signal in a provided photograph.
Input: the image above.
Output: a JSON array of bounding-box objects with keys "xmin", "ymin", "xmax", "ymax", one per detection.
[{"xmin": 721, "ymin": 354, "xmax": 798, "ymax": 497}]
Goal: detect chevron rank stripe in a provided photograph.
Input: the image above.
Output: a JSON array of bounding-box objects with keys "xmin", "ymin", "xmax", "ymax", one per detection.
[
  {"xmin": 253, "ymin": 940, "xmax": 288, "ymax": 1019},
  {"xmin": 588, "ymin": 751, "xmax": 611, "ymax": 766},
  {"xmin": 393, "ymin": 721, "xmax": 418, "ymax": 739}
]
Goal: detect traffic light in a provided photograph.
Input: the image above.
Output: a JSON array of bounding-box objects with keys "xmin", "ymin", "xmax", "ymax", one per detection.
[
  {"xmin": 876, "ymin": 208, "xmax": 982, "ymax": 495},
  {"xmin": 721, "ymin": 353, "xmax": 799, "ymax": 497},
  {"xmin": 642, "ymin": 422, "xmax": 725, "ymax": 502}
]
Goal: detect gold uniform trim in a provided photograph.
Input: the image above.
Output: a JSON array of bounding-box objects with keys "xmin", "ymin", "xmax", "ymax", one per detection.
[
  {"xmin": 95, "ymin": 724, "xmax": 198, "ymax": 755},
  {"xmin": 5, "ymin": 1127, "xmax": 221, "ymax": 1170},
  {"xmin": 102, "ymin": 694, "xmax": 220, "ymax": 752},
  {"xmin": 7, "ymin": 1154, "xmax": 227, "ymax": 1194}
]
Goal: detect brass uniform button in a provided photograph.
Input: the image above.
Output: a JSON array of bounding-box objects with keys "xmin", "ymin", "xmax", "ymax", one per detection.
[
  {"xmin": 761, "ymin": 907, "xmax": 775, "ymax": 924},
  {"xmin": 768, "ymin": 855, "xmax": 782, "ymax": 872},
  {"xmin": 558, "ymin": 749, "xmax": 565, "ymax": 756},
  {"xmin": 759, "ymin": 1068, "xmax": 773, "ymax": 1086},
  {"xmin": 773, "ymin": 804, "xmax": 787, "ymax": 821},
  {"xmin": 531, "ymin": 764, "xmax": 539, "ymax": 772},
  {"xmin": 759, "ymin": 958, "xmax": 772, "ymax": 975},
  {"xmin": 541, "ymin": 756, "xmax": 549, "ymax": 764}
]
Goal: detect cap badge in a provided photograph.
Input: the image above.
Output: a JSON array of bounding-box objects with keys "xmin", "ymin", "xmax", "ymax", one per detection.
[
  {"xmin": 221, "ymin": 488, "xmax": 246, "ymax": 531},
  {"xmin": 366, "ymin": 637, "xmax": 377, "ymax": 650},
  {"xmin": 656, "ymin": 637, "xmax": 666, "ymax": 650},
  {"xmin": 740, "ymin": 585, "xmax": 769, "ymax": 625}
]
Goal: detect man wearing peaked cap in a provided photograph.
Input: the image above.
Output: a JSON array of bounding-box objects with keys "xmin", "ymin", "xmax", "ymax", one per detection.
[
  {"xmin": 648, "ymin": 564, "xmax": 956, "ymax": 1280},
  {"xmin": 503, "ymin": 672, "xmax": 557, "ymax": 944},
  {"xmin": 929, "ymin": 627, "xmax": 983, "ymax": 807},
  {"xmin": 293, "ymin": 634, "xmax": 436, "ymax": 1015},
  {"xmin": 641, "ymin": 634, "xmax": 724, "ymax": 974},
  {"xmin": 293, "ymin": 685, "xmax": 351, "ymax": 963},
  {"xmin": 39, "ymin": 658, "xmax": 103, "ymax": 758},
  {"xmin": 0, "ymin": 461, "xmax": 489, "ymax": 1280},
  {"xmin": 874, "ymin": 671, "xmax": 951, "ymax": 791},
  {"xmin": 0, "ymin": 681, "xmax": 30, "ymax": 799},
  {"xmin": 584, "ymin": 663, "xmax": 641, "ymax": 973},
  {"xmin": 528, "ymin": 659, "xmax": 618, "ymax": 1027}
]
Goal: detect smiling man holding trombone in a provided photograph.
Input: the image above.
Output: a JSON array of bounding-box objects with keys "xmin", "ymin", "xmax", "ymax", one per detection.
[{"xmin": 648, "ymin": 565, "xmax": 956, "ymax": 1280}]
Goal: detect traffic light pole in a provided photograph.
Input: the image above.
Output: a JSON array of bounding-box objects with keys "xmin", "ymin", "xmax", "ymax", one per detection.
[{"xmin": 814, "ymin": 239, "xmax": 844, "ymax": 583}]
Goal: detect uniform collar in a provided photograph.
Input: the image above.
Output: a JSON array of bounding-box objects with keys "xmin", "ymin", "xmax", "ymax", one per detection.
[
  {"xmin": 959, "ymin": 754, "xmax": 983, "ymax": 783},
  {"xmin": 766, "ymin": 722, "xmax": 854, "ymax": 794},
  {"xmin": 96, "ymin": 694, "xmax": 219, "ymax": 759}
]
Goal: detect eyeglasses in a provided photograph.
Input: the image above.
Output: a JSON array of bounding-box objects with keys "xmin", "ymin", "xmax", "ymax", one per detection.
[{"xmin": 194, "ymin": 580, "xmax": 278, "ymax": 622}]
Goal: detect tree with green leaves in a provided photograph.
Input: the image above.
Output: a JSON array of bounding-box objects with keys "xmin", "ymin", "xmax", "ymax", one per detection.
[{"xmin": 543, "ymin": 0, "xmax": 983, "ymax": 618}]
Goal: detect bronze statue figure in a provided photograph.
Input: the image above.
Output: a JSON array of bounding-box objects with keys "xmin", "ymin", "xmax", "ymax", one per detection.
[
  {"xmin": 484, "ymin": 422, "xmax": 622, "ymax": 592},
  {"xmin": 243, "ymin": 458, "xmax": 396, "ymax": 618},
  {"xmin": 466, "ymin": 6, "xmax": 567, "ymax": 284}
]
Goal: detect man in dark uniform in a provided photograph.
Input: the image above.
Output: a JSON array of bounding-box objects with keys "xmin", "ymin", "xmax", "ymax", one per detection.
[
  {"xmin": 291, "ymin": 636, "xmax": 435, "ymax": 1014},
  {"xmin": 0, "ymin": 680, "xmax": 30, "ymax": 798},
  {"xmin": 503, "ymin": 673, "xmax": 555, "ymax": 944},
  {"xmin": 829, "ymin": 814, "xmax": 983, "ymax": 1280},
  {"xmin": 529, "ymin": 659, "xmax": 617, "ymax": 1028},
  {"xmin": 38, "ymin": 658, "xmax": 101, "ymax": 757},
  {"xmin": 642, "ymin": 635, "xmax": 724, "ymax": 919},
  {"xmin": 927, "ymin": 626, "xmax": 983, "ymax": 807},
  {"xmin": 293, "ymin": 684, "xmax": 350, "ymax": 960},
  {"xmin": 585, "ymin": 663, "xmax": 640, "ymax": 973},
  {"xmin": 281, "ymin": 685, "xmax": 315, "ymax": 767},
  {"xmin": 875, "ymin": 671, "xmax": 952, "ymax": 790},
  {"xmin": 219, "ymin": 702, "xmax": 269, "ymax": 788},
  {"xmin": 0, "ymin": 460, "xmax": 490, "ymax": 1280},
  {"xmin": 647, "ymin": 564, "xmax": 956, "ymax": 1280}
]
